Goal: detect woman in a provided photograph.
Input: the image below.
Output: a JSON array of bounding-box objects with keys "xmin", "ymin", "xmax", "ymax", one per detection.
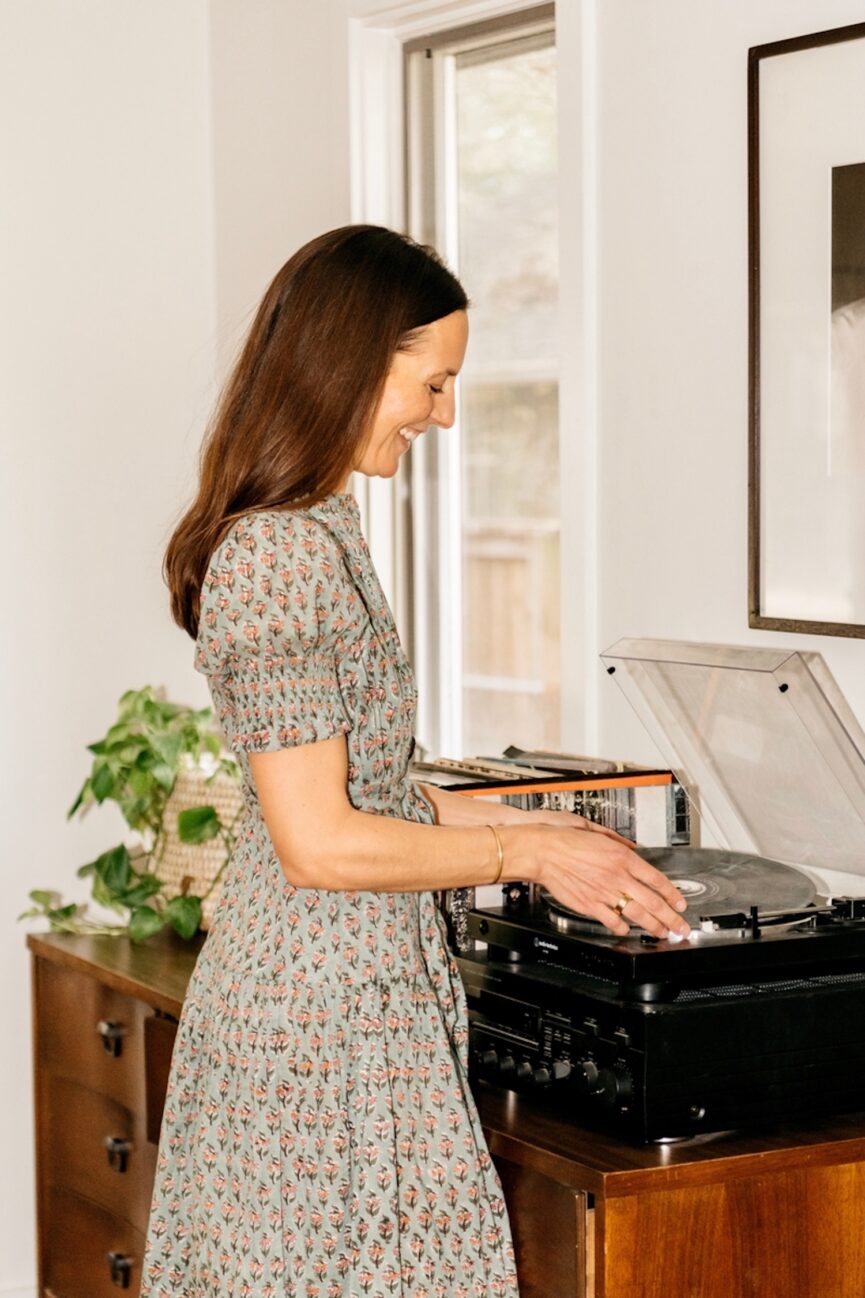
[{"xmin": 143, "ymin": 225, "xmax": 688, "ymax": 1298}]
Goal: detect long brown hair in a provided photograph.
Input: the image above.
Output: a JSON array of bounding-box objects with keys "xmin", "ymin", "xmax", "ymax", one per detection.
[{"xmin": 165, "ymin": 225, "xmax": 468, "ymax": 637}]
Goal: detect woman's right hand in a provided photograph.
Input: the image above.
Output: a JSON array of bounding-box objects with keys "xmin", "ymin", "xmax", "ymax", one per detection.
[{"xmin": 505, "ymin": 824, "xmax": 690, "ymax": 940}]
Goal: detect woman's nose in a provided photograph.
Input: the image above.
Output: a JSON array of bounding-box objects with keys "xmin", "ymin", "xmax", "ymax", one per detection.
[{"xmin": 431, "ymin": 390, "xmax": 456, "ymax": 429}]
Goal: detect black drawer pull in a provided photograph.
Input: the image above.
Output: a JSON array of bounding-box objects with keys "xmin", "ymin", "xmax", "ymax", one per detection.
[
  {"xmin": 96, "ymin": 1020, "xmax": 127, "ymax": 1057},
  {"xmin": 104, "ymin": 1135, "xmax": 133, "ymax": 1173},
  {"xmin": 106, "ymin": 1252, "xmax": 133, "ymax": 1288}
]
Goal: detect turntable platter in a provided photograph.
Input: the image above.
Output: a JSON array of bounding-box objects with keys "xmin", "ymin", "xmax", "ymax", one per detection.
[{"xmin": 541, "ymin": 846, "xmax": 817, "ymax": 929}]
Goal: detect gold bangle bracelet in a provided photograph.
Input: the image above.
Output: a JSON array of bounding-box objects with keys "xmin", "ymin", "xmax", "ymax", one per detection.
[{"xmin": 487, "ymin": 824, "xmax": 505, "ymax": 885}]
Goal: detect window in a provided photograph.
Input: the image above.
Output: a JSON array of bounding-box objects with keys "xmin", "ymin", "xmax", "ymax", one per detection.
[{"xmin": 404, "ymin": 6, "xmax": 558, "ymax": 759}]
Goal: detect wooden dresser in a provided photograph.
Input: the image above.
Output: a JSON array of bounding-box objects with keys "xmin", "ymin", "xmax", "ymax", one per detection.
[
  {"xmin": 29, "ymin": 932, "xmax": 198, "ymax": 1298},
  {"xmin": 29, "ymin": 930, "xmax": 865, "ymax": 1298}
]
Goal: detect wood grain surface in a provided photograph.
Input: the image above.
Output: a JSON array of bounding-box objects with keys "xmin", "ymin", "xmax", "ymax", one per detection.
[
  {"xmin": 600, "ymin": 1160, "xmax": 865, "ymax": 1298},
  {"xmin": 495, "ymin": 1155, "xmax": 588, "ymax": 1298}
]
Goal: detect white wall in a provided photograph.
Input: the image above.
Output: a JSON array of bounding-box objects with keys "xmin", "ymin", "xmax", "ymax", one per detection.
[
  {"xmin": 591, "ymin": 0, "xmax": 865, "ymax": 764},
  {"xmin": 0, "ymin": 1, "xmax": 349, "ymax": 1289},
  {"xmin": 0, "ymin": 3, "xmax": 215, "ymax": 1287},
  {"xmin": 208, "ymin": 0, "xmax": 350, "ymax": 362}
]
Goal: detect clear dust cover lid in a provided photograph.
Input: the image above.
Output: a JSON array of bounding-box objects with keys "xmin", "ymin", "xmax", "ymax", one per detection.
[{"xmin": 601, "ymin": 639, "xmax": 865, "ymax": 877}]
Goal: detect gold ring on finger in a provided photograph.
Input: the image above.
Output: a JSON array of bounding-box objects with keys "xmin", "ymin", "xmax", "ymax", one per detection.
[{"xmin": 613, "ymin": 892, "xmax": 633, "ymax": 917}]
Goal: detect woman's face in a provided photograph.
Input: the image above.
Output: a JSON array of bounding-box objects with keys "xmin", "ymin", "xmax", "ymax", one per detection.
[{"xmin": 352, "ymin": 309, "xmax": 469, "ymax": 482}]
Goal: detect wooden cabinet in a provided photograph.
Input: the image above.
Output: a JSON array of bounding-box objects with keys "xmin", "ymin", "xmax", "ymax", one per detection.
[
  {"xmin": 29, "ymin": 933, "xmax": 198, "ymax": 1298},
  {"xmin": 29, "ymin": 931, "xmax": 865, "ymax": 1298}
]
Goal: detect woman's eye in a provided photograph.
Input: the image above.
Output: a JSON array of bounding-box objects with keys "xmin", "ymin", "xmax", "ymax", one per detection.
[{"xmin": 428, "ymin": 384, "xmax": 444, "ymax": 395}]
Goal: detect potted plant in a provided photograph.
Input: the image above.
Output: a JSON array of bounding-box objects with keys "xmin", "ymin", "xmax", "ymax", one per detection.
[{"xmin": 21, "ymin": 686, "xmax": 242, "ymax": 941}]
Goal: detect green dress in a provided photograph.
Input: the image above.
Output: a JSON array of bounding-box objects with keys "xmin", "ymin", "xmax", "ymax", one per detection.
[{"xmin": 141, "ymin": 494, "xmax": 520, "ymax": 1298}]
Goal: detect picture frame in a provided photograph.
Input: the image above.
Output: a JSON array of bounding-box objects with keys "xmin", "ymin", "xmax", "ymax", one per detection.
[{"xmin": 749, "ymin": 21, "xmax": 865, "ymax": 637}]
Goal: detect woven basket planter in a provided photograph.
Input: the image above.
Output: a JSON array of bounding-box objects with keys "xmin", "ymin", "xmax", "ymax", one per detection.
[{"xmin": 156, "ymin": 765, "xmax": 243, "ymax": 930}]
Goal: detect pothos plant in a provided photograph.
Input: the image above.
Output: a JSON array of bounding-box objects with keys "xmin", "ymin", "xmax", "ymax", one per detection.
[{"xmin": 21, "ymin": 686, "xmax": 242, "ymax": 942}]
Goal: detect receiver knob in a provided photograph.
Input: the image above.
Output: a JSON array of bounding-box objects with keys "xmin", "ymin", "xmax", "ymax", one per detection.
[
  {"xmin": 498, "ymin": 1054, "xmax": 516, "ymax": 1077},
  {"xmin": 576, "ymin": 1059, "xmax": 602, "ymax": 1095},
  {"xmin": 595, "ymin": 1064, "xmax": 633, "ymax": 1109},
  {"xmin": 552, "ymin": 1059, "xmax": 572, "ymax": 1082},
  {"xmin": 533, "ymin": 1066, "xmax": 551, "ymax": 1087},
  {"xmin": 480, "ymin": 1048, "xmax": 498, "ymax": 1071},
  {"xmin": 515, "ymin": 1059, "xmax": 533, "ymax": 1082}
]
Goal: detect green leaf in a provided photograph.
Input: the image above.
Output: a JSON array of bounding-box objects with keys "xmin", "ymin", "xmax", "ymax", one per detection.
[
  {"xmin": 76, "ymin": 860, "xmax": 97, "ymax": 878},
  {"xmin": 127, "ymin": 765, "xmax": 153, "ymax": 798},
  {"xmin": 129, "ymin": 906, "xmax": 165, "ymax": 942},
  {"xmin": 177, "ymin": 805, "xmax": 220, "ymax": 845},
  {"xmin": 143, "ymin": 699, "xmax": 168, "ymax": 727},
  {"xmin": 151, "ymin": 762, "xmax": 176, "ymax": 793},
  {"xmin": 117, "ymin": 875, "xmax": 163, "ymax": 907},
  {"xmin": 106, "ymin": 720, "xmax": 136, "ymax": 746},
  {"xmin": 86, "ymin": 739, "xmax": 108, "ymax": 756},
  {"xmin": 47, "ymin": 903, "xmax": 78, "ymax": 922},
  {"xmin": 118, "ymin": 796, "xmax": 150, "ymax": 832},
  {"xmin": 204, "ymin": 734, "xmax": 221, "ymax": 757},
  {"xmin": 67, "ymin": 779, "xmax": 92, "ymax": 819},
  {"xmin": 28, "ymin": 889, "xmax": 55, "ymax": 909},
  {"xmin": 91, "ymin": 763, "xmax": 115, "ymax": 803},
  {"xmin": 151, "ymin": 733, "xmax": 183, "ymax": 768},
  {"xmin": 91, "ymin": 872, "xmax": 125, "ymax": 912},
  {"xmin": 118, "ymin": 687, "xmax": 154, "ymax": 721},
  {"xmin": 96, "ymin": 844, "xmax": 131, "ymax": 894},
  {"xmin": 165, "ymin": 894, "xmax": 202, "ymax": 939}
]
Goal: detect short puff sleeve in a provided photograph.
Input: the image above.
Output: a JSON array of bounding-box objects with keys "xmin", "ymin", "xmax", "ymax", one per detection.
[{"xmin": 195, "ymin": 512, "xmax": 353, "ymax": 753}]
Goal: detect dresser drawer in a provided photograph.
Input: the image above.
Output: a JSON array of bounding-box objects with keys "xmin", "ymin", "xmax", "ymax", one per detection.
[
  {"xmin": 44, "ymin": 1186, "xmax": 145, "ymax": 1298},
  {"xmin": 37, "ymin": 960, "xmax": 148, "ymax": 1112},
  {"xmin": 46, "ymin": 1076, "xmax": 156, "ymax": 1233}
]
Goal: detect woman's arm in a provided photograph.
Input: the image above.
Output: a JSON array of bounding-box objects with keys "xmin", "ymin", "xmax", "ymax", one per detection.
[
  {"xmin": 249, "ymin": 738, "xmax": 689, "ymax": 939},
  {"xmin": 416, "ymin": 780, "xmax": 634, "ymax": 844}
]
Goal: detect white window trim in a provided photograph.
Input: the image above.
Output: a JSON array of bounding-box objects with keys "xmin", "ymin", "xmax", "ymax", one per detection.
[{"xmin": 347, "ymin": 0, "xmax": 601, "ymax": 753}]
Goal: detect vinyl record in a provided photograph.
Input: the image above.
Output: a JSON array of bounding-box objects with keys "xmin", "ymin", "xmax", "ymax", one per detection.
[{"xmin": 541, "ymin": 846, "xmax": 816, "ymax": 928}]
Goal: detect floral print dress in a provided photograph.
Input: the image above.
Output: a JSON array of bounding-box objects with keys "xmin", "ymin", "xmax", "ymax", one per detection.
[{"xmin": 141, "ymin": 494, "xmax": 520, "ymax": 1298}]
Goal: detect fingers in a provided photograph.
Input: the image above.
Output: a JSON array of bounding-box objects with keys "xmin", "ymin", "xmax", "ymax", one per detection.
[
  {"xmin": 594, "ymin": 900, "xmax": 630, "ymax": 937},
  {"xmin": 614, "ymin": 885, "xmax": 688, "ymax": 940},
  {"xmin": 607, "ymin": 852, "xmax": 690, "ymax": 937},
  {"xmin": 627, "ymin": 853, "xmax": 689, "ymax": 914}
]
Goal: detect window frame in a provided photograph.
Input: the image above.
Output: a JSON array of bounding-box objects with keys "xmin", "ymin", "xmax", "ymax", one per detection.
[
  {"xmin": 403, "ymin": 11, "xmax": 556, "ymax": 757},
  {"xmin": 348, "ymin": 0, "xmax": 597, "ymax": 758}
]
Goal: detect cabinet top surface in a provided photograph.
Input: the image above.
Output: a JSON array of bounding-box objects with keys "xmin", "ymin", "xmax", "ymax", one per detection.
[
  {"xmin": 28, "ymin": 929, "xmax": 201, "ymax": 1017},
  {"xmin": 27, "ymin": 931, "xmax": 865, "ymax": 1191}
]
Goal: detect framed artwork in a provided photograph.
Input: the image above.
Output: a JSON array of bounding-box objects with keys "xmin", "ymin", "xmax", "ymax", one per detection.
[{"xmin": 749, "ymin": 21, "xmax": 865, "ymax": 636}]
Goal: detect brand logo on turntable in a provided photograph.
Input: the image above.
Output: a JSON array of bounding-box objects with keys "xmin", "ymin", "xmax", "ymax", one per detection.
[{"xmin": 534, "ymin": 937, "xmax": 559, "ymax": 952}]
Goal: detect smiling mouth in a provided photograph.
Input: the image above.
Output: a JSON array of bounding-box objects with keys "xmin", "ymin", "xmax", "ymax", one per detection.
[{"xmin": 399, "ymin": 427, "xmax": 422, "ymax": 445}]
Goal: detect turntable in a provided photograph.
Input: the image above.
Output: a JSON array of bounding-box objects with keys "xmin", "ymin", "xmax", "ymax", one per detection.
[{"xmin": 461, "ymin": 640, "xmax": 865, "ymax": 1142}]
